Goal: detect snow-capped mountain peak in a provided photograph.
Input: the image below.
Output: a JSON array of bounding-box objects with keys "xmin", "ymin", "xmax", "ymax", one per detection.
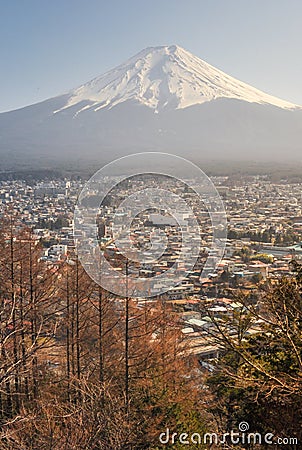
[{"xmin": 54, "ymin": 45, "xmax": 300, "ymax": 115}]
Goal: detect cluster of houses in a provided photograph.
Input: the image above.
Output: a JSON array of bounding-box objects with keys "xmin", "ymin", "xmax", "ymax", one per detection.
[{"xmin": 1, "ymin": 174, "xmax": 302, "ymax": 367}]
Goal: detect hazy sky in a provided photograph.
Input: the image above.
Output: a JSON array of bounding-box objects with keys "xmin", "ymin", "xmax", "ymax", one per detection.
[{"xmin": 1, "ymin": 0, "xmax": 302, "ymax": 112}]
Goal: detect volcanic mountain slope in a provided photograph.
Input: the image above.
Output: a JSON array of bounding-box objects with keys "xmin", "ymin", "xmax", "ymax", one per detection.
[
  {"xmin": 0, "ymin": 45, "xmax": 301, "ymax": 167},
  {"xmin": 53, "ymin": 45, "xmax": 299, "ymax": 113}
]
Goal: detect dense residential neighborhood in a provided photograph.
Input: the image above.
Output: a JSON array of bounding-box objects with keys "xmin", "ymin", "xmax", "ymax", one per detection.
[
  {"xmin": 1, "ymin": 174, "xmax": 302, "ymax": 368},
  {"xmin": 1, "ymin": 2, "xmax": 302, "ymax": 448}
]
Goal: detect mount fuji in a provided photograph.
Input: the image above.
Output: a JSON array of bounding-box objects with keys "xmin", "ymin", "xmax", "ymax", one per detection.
[{"xmin": 0, "ymin": 45, "xmax": 301, "ymax": 167}]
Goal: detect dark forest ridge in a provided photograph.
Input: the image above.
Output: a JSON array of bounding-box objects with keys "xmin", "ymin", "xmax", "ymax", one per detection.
[{"xmin": 1, "ymin": 160, "xmax": 302, "ymax": 183}]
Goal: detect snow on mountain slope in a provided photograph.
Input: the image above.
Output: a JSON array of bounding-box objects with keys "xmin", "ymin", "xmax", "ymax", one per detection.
[
  {"xmin": 54, "ymin": 45, "xmax": 300, "ymax": 115},
  {"xmin": 1, "ymin": 44, "xmax": 301, "ymax": 168}
]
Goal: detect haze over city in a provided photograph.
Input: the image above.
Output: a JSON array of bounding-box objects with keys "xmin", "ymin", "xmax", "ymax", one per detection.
[{"xmin": 0, "ymin": 2, "xmax": 302, "ymax": 448}]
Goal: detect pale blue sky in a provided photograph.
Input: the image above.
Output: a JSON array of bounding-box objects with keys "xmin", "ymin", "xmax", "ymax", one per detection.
[{"xmin": 1, "ymin": 0, "xmax": 301, "ymax": 112}]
